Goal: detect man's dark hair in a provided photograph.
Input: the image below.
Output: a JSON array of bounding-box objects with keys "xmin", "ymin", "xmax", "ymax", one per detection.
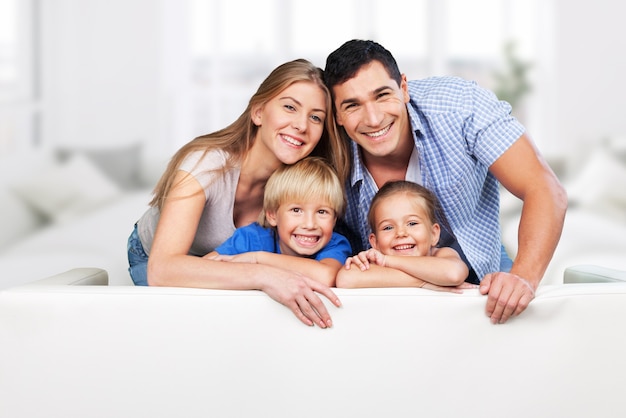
[{"xmin": 324, "ymin": 39, "xmax": 402, "ymax": 91}]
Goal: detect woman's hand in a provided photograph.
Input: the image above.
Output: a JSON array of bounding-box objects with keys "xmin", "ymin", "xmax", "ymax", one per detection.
[{"xmin": 259, "ymin": 269, "xmax": 341, "ymax": 328}]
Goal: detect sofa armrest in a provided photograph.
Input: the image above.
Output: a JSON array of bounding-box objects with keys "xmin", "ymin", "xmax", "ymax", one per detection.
[
  {"xmin": 564, "ymin": 264, "xmax": 626, "ymax": 283},
  {"xmin": 18, "ymin": 267, "xmax": 109, "ymax": 287}
]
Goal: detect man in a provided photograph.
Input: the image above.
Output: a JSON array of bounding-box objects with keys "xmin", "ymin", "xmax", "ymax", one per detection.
[{"xmin": 325, "ymin": 39, "xmax": 567, "ymax": 324}]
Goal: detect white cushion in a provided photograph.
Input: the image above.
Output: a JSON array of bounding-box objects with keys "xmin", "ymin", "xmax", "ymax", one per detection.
[
  {"xmin": 566, "ymin": 145, "xmax": 626, "ymax": 220},
  {"xmin": 10, "ymin": 153, "xmax": 122, "ymax": 223}
]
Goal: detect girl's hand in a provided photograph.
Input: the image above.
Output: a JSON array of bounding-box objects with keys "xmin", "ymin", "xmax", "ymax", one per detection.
[
  {"xmin": 421, "ymin": 281, "xmax": 479, "ymax": 294},
  {"xmin": 344, "ymin": 249, "xmax": 386, "ymax": 271}
]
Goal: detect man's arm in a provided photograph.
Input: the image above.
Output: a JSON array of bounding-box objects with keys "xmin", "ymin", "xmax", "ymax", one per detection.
[{"xmin": 481, "ymin": 133, "xmax": 568, "ymax": 323}]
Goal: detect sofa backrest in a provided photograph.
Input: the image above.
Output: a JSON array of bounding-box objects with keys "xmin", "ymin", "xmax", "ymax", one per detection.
[{"xmin": 1, "ymin": 269, "xmax": 625, "ymax": 418}]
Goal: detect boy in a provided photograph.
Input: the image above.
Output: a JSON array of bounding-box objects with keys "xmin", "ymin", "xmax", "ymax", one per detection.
[{"xmin": 207, "ymin": 157, "xmax": 351, "ymax": 287}]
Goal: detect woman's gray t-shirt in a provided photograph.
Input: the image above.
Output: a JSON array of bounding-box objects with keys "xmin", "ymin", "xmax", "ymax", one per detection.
[{"xmin": 137, "ymin": 150, "xmax": 240, "ymax": 257}]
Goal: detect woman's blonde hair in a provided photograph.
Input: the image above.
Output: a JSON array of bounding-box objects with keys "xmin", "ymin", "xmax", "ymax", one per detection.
[
  {"xmin": 260, "ymin": 156, "xmax": 345, "ymax": 227},
  {"xmin": 149, "ymin": 59, "xmax": 349, "ymax": 209}
]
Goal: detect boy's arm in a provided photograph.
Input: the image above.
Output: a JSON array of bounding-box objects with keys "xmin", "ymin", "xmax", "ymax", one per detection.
[
  {"xmin": 210, "ymin": 251, "xmax": 341, "ymax": 287},
  {"xmin": 252, "ymin": 252, "xmax": 341, "ymax": 287}
]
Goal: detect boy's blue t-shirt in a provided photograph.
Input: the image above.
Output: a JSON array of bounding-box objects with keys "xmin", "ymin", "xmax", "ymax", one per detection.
[{"xmin": 215, "ymin": 222, "xmax": 351, "ymax": 264}]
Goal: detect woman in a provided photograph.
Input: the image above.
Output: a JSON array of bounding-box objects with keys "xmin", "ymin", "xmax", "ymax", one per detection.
[{"xmin": 127, "ymin": 59, "xmax": 349, "ymax": 328}]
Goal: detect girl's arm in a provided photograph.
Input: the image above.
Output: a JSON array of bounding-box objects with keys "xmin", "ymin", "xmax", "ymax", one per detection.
[
  {"xmin": 336, "ymin": 263, "xmax": 469, "ymax": 293},
  {"xmin": 343, "ymin": 247, "xmax": 469, "ymax": 287},
  {"xmin": 382, "ymin": 248, "xmax": 469, "ymax": 286},
  {"xmin": 148, "ymin": 171, "xmax": 340, "ymax": 328}
]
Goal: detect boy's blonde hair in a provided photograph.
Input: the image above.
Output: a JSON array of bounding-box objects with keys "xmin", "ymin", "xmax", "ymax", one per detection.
[{"xmin": 260, "ymin": 157, "xmax": 345, "ymax": 227}]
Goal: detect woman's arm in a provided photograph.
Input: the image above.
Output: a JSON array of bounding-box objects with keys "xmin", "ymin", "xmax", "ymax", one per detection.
[{"xmin": 147, "ymin": 171, "xmax": 340, "ymax": 328}]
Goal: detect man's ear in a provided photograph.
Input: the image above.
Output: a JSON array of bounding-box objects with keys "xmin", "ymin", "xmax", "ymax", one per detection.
[
  {"xmin": 265, "ymin": 210, "xmax": 278, "ymax": 227},
  {"xmin": 335, "ymin": 107, "xmax": 344, "ymax": 126},
  {"xmin": 431, "ymin": 223, "xmax": 441, "ymax": 247},
  {"xmin": 369, "ymin": 233, "xmax": 379, "ymax": 249},
  {"xmin": 400, "ymin": 73, "xmax": 410, "ymax": 104}
]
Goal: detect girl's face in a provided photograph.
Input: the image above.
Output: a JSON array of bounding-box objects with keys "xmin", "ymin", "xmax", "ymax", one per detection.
[
  {"xmin": 369, "ymin": 193, "xmax": 440, "ymax": 257},
  {"xmin": 266, "ymin": 199, "xmax": 336, "ymax": 257},
  {"xmin": 252, "ymin": 81, "xmax": 327, "ymax": 165}
]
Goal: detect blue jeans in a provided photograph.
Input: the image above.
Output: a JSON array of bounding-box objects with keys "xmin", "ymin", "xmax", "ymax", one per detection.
[{"xmin": 127, "ymin": 224, "xmax": 149, "ymax": 286}]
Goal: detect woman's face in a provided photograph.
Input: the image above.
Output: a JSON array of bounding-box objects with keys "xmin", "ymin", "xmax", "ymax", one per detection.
[{"xmin": 252, "ymin": 81, "xmax": 327, "ymax": 165}]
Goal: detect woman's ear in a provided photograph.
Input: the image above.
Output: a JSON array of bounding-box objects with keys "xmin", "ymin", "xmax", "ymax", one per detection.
[
  {"xmin": 251, "ymin": 105, "xmax": 263, "ymax": 126},
  {"xmin": 368, "ymin": 233, "xmax": 379, "ymax": 249}
]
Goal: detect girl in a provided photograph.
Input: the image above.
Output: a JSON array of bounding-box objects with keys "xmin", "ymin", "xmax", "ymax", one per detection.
[{"xmin": 336, "ymin": 180, "xmax": 471, "ymax": 291}]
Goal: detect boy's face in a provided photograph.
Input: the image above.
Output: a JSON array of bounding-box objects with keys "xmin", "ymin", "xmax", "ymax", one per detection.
[
  {"xmin": 369, "ymin": 193, "xmax": 440, "ymax": 257},
  {"xmin": 331, "ymin": 61, "xmax": 411, "ymax": 159},
  {"xmin": 266, "ymin": 200, "xmax": 336, "ymax": 257}
]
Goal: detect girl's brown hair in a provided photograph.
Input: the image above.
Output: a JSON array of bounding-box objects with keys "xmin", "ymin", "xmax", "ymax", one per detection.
[{"xmin": 367, "ymin": 180, "xmax": 439, "ymax": 232}]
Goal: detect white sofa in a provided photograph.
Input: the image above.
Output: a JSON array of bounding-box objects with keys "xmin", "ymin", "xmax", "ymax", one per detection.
[{"xmin": 1, "ymin": 267, "xmax": 626, "ymax": 418}]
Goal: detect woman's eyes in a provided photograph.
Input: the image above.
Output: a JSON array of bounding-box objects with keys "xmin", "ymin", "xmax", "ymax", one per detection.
[
  {"xmin": 283, "ymin": 104, "xmax": 323, "ymax": 124},
  {"xmin": 310, "ymin": 114, "xmax": 323, "ymax": 123}
]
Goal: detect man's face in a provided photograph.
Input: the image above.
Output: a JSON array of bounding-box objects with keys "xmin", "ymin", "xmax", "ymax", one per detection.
[{"xmin": 332, "ymin": 61, "xmax": 411, "ymax": 159}]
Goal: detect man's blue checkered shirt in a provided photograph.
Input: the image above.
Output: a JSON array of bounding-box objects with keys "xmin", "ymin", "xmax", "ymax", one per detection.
[{"xmin": 343, "ymin": 76, "xmax": 525, "ymax": 280}]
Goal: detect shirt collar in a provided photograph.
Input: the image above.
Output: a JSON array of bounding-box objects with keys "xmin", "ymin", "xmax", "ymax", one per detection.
[
  {"xmin": 349, "ymin": 140, "xmax": 365, "ymax": 188},
  {"xmin": 349, "ymin": 101, "xmax": 423, "ymax": 188},
  {"xmin": 407, "ymin": 98, "xmax": 424, "ymax": 139}
]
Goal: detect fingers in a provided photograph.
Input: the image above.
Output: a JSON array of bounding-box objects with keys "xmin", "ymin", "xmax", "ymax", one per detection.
[
  {"xmin": 289, "ymin": 290, "xmax": 333, "ymax": 329},
  {"xmin": 307, "ymin": 278, "xmax": 342, "ymax": 308},
  {"xmin": 346, "ymin": 253, "xmax": 369, "ymax": 271},
  {"xmin": 484, "ymin": 273, "xmax": 535, "ymax": 324},
  {"xmin": 288, "ymin": 278, "xmax": 341, "ymax": 329}
]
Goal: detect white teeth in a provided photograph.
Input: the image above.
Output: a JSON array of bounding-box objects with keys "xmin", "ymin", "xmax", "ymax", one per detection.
[
  {"xmin": 366, "ymin": 125, "xmax": 391, "ymax": 138},
  {"xmin": 282, "ymin": 135, "xmax": 303, "ymax": 146},
  {"xmin": 295, "ymin": 235, "xmax": 319, "ymax": 242},
  {"xmin": 394, "ymin": 244, "xmax": 414, "ymax": 250}
]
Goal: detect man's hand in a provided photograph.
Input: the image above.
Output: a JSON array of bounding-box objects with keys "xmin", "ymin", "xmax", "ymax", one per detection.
[{"xmin": 479, "ymin": 272, "xmax": 536, "ymax": 324}]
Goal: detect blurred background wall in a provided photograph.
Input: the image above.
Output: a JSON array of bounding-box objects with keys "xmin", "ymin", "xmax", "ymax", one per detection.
[
  {"xmin": 2, "ymin": 0, "xmax": 624, "ymax": 163},
  {"xmin": 1, "ymin": 0, "xmax": 625, "ymax": 282}
]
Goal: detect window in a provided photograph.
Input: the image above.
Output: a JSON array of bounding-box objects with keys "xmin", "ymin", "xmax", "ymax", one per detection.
[
  {"xmin": 0, "ymin": 0, "xmax": 38, "ymax": 155},
  {"xmin": 188, "ymin": 0, "xmax": 547, "ymax": 141}
]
